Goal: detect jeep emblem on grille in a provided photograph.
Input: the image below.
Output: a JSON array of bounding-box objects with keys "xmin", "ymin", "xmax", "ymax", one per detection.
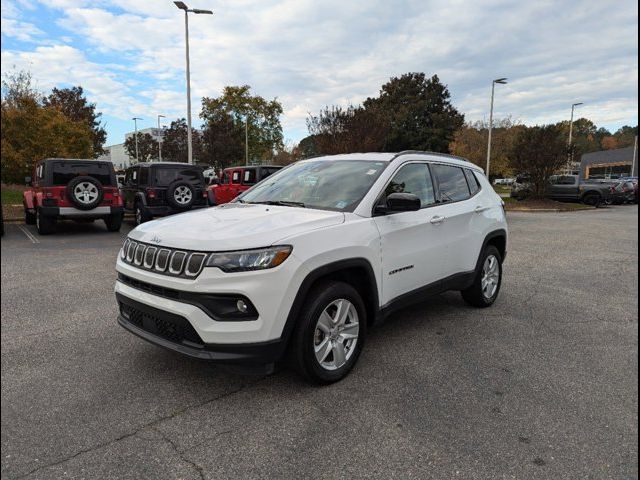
[{"xmin": 150, "ymin": 235, "xmax": 162, "ymax": 244}]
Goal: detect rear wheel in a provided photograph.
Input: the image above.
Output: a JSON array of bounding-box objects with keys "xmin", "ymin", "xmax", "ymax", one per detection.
[
  {"xmin": 582, "ymin": 192, "xmax": 602, "ymax": 207},
  {"xmin": 36, "ymin": 208, "xmax": 56, "ymax": 235},
  {"xmin": 104, "ymin": 213, "xmax": 123, "ymax": 232},
  {"xmin": 134, "ymin": 203, "xmax": 151, "ymax": 225},
  {"xmin": 24, "ymin": 206, "xmax": 36, "ymax": 225},
  {"xmin": 461, "ymin": 246, "xmax": 503, "ymax": 308},
  {"xmin": 291, "ymin": 281, "xmax": 366, "ymax": 384}
]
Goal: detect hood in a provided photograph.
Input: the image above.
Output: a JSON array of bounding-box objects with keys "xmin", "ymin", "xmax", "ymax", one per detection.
[{"xmin": 129, "ymin": 203, "xmax": 345, "ymax": 251}]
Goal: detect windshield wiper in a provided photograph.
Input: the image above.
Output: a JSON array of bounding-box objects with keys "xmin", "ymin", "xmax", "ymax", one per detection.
[{"xmin": 248, "ymin": 200, "xmax": 306, "ymax": 208}]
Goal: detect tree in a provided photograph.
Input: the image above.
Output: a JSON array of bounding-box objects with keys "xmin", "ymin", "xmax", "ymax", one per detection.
[
  {"xmin": 201, "ymin": 85, "xmax": 284, "ymax": 164},
  {"xmin": 1, "ymin": 70, "xmax": 94, "ymax": 183},
  {"xmin": 601, "ymin": 136, "xmax": 619, "ymax": 150},
  {"xmin": 43, "ymin": 86, "xmax": 107, "ymax": 156},
  {"xmin": 161, "ymin": 118, "xmax": 203, "ymax": 164},
  {"xmin": 363, "ymin": 73, "xmax": 464, "ymax": 153},
  {"xmin": 509, "ymin": 125, "xmax": 568, "ymax": 197},
  {"xmin": 306, "ymin": 104, "xmax": 389, "ymax": 155},
  {"xmin": 199, "ymin": 116, "xmax": 243, "ymax": 169},
  {"xmin": 450, "ymin": 117, "xmax": 525, "ymax": 178},
  {"xmin": 613, "ymin": 125, "xmax": 638, "ymax": 148},
  {"xmin": 124, "ymin": 133, "xmax": 157, "ymax": 162}
]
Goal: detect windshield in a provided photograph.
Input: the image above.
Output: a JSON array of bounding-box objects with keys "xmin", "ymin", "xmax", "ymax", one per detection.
[{"xmin": 238, "ymin": 160, "xmax": 388, "ymax": 212}]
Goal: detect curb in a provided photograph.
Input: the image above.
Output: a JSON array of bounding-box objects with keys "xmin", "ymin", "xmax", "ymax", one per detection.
[{"xmin": 506, "ymin": 207, "xmax": 596, "ymax": 213}]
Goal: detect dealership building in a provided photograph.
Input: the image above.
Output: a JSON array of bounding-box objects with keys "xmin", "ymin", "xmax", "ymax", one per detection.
[
  {"xmin": 580, "ymin": 146, "xmax": 638, "ymax": 180},
  {"xmin": 97, "ymin": 127, "xmax": 164, "ymax": 171}
]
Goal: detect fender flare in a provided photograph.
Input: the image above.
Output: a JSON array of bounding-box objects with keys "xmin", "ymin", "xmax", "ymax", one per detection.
[
  {"xmin": 23, "ymin": 190, "xmax": 36, "ymax": 210},
  {"xmin": 134, "ymin": 192, "xmax": 148, "ymax": 207},
  {"xmin": 473, "ymin": 229, "xmax": 508, "ymax": 273},
  {"xmin": 279, "ymin": 258, "xmax": 379, "ymax": 345}
]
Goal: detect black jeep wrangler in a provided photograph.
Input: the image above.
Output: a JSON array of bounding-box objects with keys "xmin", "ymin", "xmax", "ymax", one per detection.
[{"xmin": 121, "ymin": 162, "xmax": 208, "ymax": 225}]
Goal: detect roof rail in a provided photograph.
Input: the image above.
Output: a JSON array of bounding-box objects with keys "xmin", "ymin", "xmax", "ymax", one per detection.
[{"xmin": 390, "ymin": 150, "xmax": 470, "ymax": 163}]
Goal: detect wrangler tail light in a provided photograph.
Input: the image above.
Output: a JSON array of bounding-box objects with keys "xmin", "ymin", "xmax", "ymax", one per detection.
[{"xmin": 146, "ymin": 189, "xmax": 156, "ymax": 199}]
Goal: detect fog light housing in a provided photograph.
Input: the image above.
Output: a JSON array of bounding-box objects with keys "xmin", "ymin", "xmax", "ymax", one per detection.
[{"xmin": 236, "ymin": 299, "xmax": 248, "ymax": 313}]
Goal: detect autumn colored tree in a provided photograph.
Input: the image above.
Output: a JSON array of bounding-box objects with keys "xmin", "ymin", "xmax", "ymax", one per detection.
[
  {"xmin": 1, "ymin": 70, "xmax": 94, "ymax": 183},
  {"xmin": 450, "ymin": 117, "xmax": 525, "ymax": 178},
  {"xmin": 601, "ymin": 136, "xmax": 619, "ymax": 150},
  {"xmin": 613, "ymin": 125, "xmax": 638, "ymax": 148},
  {"xmin": 43, "ymin": 86, "xmax": 107, "ymax": 156}
]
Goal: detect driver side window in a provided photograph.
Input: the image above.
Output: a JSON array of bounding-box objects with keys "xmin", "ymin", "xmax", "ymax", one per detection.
[{"xmin": 385, "ymin": 163, "xmax": 436, "ymax": 207}]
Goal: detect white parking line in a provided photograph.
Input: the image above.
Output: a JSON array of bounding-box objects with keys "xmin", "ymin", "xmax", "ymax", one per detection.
[{"xmin": 17, "ymin": 225, "xmax": 40, "ymax": 244}]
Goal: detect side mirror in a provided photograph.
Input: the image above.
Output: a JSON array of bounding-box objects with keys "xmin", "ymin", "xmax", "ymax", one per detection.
[
  {"xmin": 25, "ymin": 176, "xmax": 32, "ymax": 186},
  {"xmin": 375, "ymin": 192, "xmax": 421, "ymax": 214}
]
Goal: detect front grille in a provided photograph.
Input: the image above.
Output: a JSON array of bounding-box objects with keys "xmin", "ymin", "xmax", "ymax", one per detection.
[
  {"xmin": 120, "ymin": 301, "xmax": 203, "ymax": 346},
  {"xmin": 120, "ymin": 239, "xmax": 208, "ymax": 278}
]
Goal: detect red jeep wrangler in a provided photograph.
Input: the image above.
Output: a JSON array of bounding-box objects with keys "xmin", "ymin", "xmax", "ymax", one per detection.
[
  {"xmin": 23, "ymin": 158, "xmax": 124, "ymax": 235},
  {"xmin": 208, "ymin": 165, "xmax": 282, "ymax": 205}
]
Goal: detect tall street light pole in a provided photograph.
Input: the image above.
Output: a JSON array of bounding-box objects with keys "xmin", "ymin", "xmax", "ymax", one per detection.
[
  {"xmin": 486, "ymin": 78, "xmax": 508, "ymax": 179},
  {"xmin": 174, "ymin": 2, "xmax": 213, "ymax": 165},
  {"xmin": 567, "ymin": 102, "xmax": 583, "ymax": 169},
  {"xmin": 245, "ymin": 114, "xmax": 249, "ymax": 166},
  {"xmin": 132, "ymin": 117, "xmax": 142, "ymax": 163},
  {"xmin": 157, "ymin": 114, "xmax": 165, "ymax": 162}
]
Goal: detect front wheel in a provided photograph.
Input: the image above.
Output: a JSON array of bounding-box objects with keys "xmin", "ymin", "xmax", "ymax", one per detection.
[
  {"xmin": 290, "ymin": 281, "xmax": 366, "ymax": 384},
  {"xmin": 582, "ymin": 193, "xmax": 602, "ymax": 207},
  {"xmin": 461, "ymin": 246, "xmax": 503, "ymax": 308},
  {"xmin": 134, "ymin": 204, "xmax": 152, "ymax": 226}
]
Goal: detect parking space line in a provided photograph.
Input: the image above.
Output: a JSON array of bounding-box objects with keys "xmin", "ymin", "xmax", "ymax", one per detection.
[{"xmin": 17, "ymin": 225, "xmax": 40, "ymax": 244}]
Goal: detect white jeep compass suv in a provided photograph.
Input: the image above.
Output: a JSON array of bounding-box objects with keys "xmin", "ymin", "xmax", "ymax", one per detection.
[{"xmin": 115, "ymin": 151, "xmax": 507, "ymax": 383}]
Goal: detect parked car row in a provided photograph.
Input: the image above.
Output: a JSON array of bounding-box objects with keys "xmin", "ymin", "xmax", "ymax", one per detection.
[
  {"xmin": 22, "ymin": 159, "xmax": 283, "ymax": 235},
  {"xmin": 510, "ymin": 174, "xmax": 638, "ymax": 206}
]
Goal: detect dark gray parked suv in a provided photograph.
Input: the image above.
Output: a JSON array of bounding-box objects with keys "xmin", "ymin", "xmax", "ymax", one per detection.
[{"xmin": 121, "ymin": 162, "xmax": 208, "ymax": 225}]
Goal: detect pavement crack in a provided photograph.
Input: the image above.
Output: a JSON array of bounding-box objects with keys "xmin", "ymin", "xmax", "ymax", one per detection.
[
  {"xmin": 152, "ymin": 427, "xmax": 205, "ymax": 480},
  {"xmin": 12, "ymin": 377, "xmax": 266, "ymax": 479}
]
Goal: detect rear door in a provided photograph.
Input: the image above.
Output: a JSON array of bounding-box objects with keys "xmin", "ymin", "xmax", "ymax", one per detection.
[
  {"xmin": 374, "ymin": 162, "xmax": 448, "ymax": 304},
  {"xmin": 430, "ymin": 163, "xmax": 478, "ymax": 277},
  {"xmin": 549, "ymin": 175, "xmax": 577, "ymax": 200}
]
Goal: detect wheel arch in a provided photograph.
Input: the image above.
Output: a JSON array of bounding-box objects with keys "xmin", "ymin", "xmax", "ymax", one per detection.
[
  {"xmin": 280, "ymin": 258, "xmax": 379, "ymax": 347},
  {"xmin": 476, "ymin": 229, "xmax": 507, "ymax": 272}
]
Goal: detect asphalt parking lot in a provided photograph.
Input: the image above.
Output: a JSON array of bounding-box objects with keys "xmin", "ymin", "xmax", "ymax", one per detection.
[{"xmin": 1, "ymin": 206, "xmax": 638, "ymax": 480}]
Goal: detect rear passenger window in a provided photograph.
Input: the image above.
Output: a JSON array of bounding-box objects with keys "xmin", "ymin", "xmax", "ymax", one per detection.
[
  {"xmin": 432, "ymin": 164, "xmax": 471, "ymax": 202},
  {"xmin": 385, "ymin": 163, "xmax": 436, "ymax": 207},
  {"xmin": 221, "ymin": 172, "xmax": 229, "ymax": 184},
  {"xmin": 232, "ymin": 171, "xmax": 241, "ymax": 184},
  {"xmin": 243, "ymin": 169, "xmax": 256, "ymax": 185},
  {"xmin": 464, "ymin": 169, "xmax": 481, "ymax": 196}
]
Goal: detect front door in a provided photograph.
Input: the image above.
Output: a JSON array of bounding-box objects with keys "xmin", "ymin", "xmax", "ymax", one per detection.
[
  {"xmin": 122, "ymin": 166, "xmax": 139, "ymax": 210},
  {"xmin": 374, "ymin": 162, "xmax": 448, "ymax": 305}
]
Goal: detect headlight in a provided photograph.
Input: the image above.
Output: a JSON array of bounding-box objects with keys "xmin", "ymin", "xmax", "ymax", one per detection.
[{"xmin": 205, "ymin": 246, "xmax": 292, "ymax": 272}]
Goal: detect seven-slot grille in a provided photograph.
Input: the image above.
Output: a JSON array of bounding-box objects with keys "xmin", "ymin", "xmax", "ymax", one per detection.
[{"xmin": 120, "ymin": 238, "xmax": 208, "ymax": 278}]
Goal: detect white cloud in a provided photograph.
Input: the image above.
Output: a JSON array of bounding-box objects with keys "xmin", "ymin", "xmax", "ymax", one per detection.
[{"xmin": 3, "ymin": 0, "xmax": 638, "ymax": 144}]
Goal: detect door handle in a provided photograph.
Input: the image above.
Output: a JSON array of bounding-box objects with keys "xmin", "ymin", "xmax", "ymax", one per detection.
[
  {"xmin": 474, "ymin": 205, "xmax": 490, "ymax": 213},
  {"xmin": 430, "ymin": 215, "xmax": 446, "ymax": 224}
]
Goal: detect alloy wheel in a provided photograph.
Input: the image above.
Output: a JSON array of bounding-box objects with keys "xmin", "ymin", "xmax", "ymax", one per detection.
[
  {"xmin": 174, "ymin": 186, "xmax": 193, "ymax": 205},
  {"xmin": 73, "ymin": 182, "xmax": 99, "ymax": 205},
  {"xmin": 481, "ymin": 255, "xmax": 500, "ymax": 299},
  {"xmin": 313, "ymin": 299, "xmax": 359, "ymax": 371}
]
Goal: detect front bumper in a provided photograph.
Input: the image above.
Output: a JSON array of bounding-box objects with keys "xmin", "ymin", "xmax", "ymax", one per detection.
[
  {"xmin": 116, "ymin": 292, "xmax": 286, "ymax": 364},
  {"xmin": 40, "ymin": 205, "xmax": 123, "ymax": 218}
]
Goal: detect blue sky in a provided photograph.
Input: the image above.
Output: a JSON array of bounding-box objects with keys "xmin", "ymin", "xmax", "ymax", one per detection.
[{"xmin": 1, "ymin": 0, "xmax": 638, "ymax": 147}]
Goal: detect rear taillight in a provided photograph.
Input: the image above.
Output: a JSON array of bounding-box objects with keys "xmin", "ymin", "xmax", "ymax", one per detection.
[{"xmin": 146, "ymin": 188, "xmax": 156, "ymax": 199}]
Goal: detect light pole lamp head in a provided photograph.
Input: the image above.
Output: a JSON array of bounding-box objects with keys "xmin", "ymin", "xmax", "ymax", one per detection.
[
  {"xmin": 192, "ymin": 8, "xmax": 213, "ymax": 14},
  {"xmin": 572, "ymin": 102, "xmax": 584, "ymax": 108},
  {"xmin": 493, "ymin": 77, "xmax": 508, "ymax": 84},
  {"xmin": 174, "ymin": 1, "xmax": 188, "ymax": 10}
]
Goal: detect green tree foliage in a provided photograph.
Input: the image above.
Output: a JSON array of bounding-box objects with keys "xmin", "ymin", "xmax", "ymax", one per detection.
[
  {"xmin": 509, "ymin": 125, "xmax": 568, "ymax": 197},
  {"xmin": 450, "ymin": 117, "xmax": 525, "ymax": 179},
  {"xmin": 200, "ymin": 85, "xmax": 284, "ymax": 166},
  {"xmin": 160, "ymin": 119, "xmax": 203, "ymax": 164},
  {"xmin": 1, "ymin": 70, "xmax": 94, "ymax": 183},
  {"xmin": 613, "ymin": 125, "xmax": 638, "ymax": 148},
  {"xmin": 124, "ymin": 132, "xmax": 158, "ymax": 162},
  {"xmin": 364, "ymin": 73, "xmax": 464, "ymax": 152},
  {"xmin": 43, "ymin": 86, "xmax": 107, "ymax": 156}
]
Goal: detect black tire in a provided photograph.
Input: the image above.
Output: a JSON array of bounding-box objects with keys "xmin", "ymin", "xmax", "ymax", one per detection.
[
  {"xmin": 166, "ymin": 181, "xmax": 196, "ymax": 210},
  {"xmin": 290, "ymin": 281, "xmax": 367, "ymax": 384},
  {"xmin": 24, "ymin": 205, "xmax": 36, "ymax": 225},
  {"xmin": 582, "ymin": 192, "xmax": 601, "ymax": 207},
  {"xmin": 461, "ymin": 245, "xmax": 503, "ymax": 308},
  {"xmin": 104, "ymin": 214, "xmax": 123, "ymax": 232},
  {"xmin": 67, "ymin": 176, "xmax": 104, "ymax": 211},
  {"xmin": 36, "ymin": 208, "xmax": 56, "ymax": 235},
  {"xmin": 134, "ymin": 203, "xmax": 152, "ymax": 225}
]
